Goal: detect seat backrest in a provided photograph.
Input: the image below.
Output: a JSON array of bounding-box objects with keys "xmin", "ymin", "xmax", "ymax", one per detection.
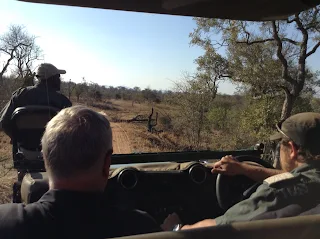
[{"xmin": 11, "ymin": 105, "xmax": 60, "ymax": 152}]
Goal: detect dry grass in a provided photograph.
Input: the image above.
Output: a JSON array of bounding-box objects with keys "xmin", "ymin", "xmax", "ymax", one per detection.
[
  {"xmin": 0, "ymin": 132, "xmax": 16, "ymax": 204},
  {"xmin": 91, "ymin": 100, "xmax": 187, "ymax": 153},
  {"xmin": 0, "ymin": 171, "xmax": 16, "ymax": 204}
]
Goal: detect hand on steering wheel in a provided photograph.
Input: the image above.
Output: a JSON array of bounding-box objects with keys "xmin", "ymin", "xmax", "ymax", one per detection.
[
  {"xmin": 211, "ymin": 155, "xmax": 244, "ymax": 176},
  {"xmin": 215, "ymin": 155, "xmax": 274, "ymax": 210}
]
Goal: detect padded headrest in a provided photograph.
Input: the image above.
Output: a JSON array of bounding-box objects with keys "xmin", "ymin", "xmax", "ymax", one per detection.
[
  {"xmin": 11, "ymin": 106, "xmax": 59, "ymax": 129},
  {"xmin": 21, "ymin": 172, "xmax": 49, "ymax": 204}
]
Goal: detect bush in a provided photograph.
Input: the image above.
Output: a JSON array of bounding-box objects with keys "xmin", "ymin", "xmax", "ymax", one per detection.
[
  {"xmin": 159, "ymin": 116, "xmax": 172, "ymax": 130},
  {"xmin": 154, "ymin": 98, "xmax": 162, "ymax": 104},
  {"xmin": 115, "ymin": 93, "xmax": 121, "ymax": 100}
]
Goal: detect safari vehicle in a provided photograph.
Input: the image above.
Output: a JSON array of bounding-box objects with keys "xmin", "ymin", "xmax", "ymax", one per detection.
[{"xmin": 10, "ymin": 0, "xmax": 320, "ymax": 238}]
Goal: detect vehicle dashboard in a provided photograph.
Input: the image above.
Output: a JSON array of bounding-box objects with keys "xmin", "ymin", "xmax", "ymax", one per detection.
[
  {"xmin": 17, "ymin": 150, "xmax": 263, "ymax": 225},
  {"xmin": 105, "ymin": 162, "xmax": 225, "ymax": 225}
]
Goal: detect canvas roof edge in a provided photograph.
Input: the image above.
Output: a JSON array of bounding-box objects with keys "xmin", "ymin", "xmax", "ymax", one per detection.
[{"xmin": 17, "ymin": 0, "xmax": 320, "ymax": 21}]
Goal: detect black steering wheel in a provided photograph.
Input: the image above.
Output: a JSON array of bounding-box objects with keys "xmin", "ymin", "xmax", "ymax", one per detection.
[{"xmin": 216, "ymin": 155, "xmax": 274, "ymax": 211}]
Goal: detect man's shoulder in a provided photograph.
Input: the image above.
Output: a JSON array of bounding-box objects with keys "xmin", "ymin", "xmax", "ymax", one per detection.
[
  {"xmin": 0, "ymin": 203, "xmax": 26, "ymax": 237},
  {"xmin": 0, "ymin": 201, "xmax": 44, "ymax": 217},
  {"xmin": 57, "ymin": 92, "xmax": 72, "ymax": 104},
  {"xmin": 249, "ymin": 172, "xmax": 301, "ymax": 197},
  {"xmin": 263, "ymin": 172, "xmax": 297, "ymax": 187},
  {"xmin": 33, "ymin": 85, "xmax": 72, "ymax": 107},
  {"xmin": 0, "ymin": 202, "xmax": 25, "ymax": 214},
  {"xmin": 0, "ymin": 203, "xmax": 26, "ymax": 230},
  {"xmin": 264, "ymin": 164, "xmax": 320, "ymax": 189},
  {"xmin": 11, "ymin": 87, "xmax": 31, "ymax": 98},
  {"xmin": 48, "ymin": 91, "xmax": 72, "ymax": 107},
  {"xmin": 0, "ymin": 201, "xmax": 53, "ymax": 239},
  {"xmin": 11, "ymin": 86, "xmax": 42, "ymax": 101}
]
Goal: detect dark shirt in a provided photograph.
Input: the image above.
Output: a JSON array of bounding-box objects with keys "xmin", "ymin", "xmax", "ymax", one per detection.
[
  {"xmin": 0, "ymin": 190, "xmax": 162, "ymax": 239},
  {"xmin": 215, "ymin": 161, "xmax": 320, "ymax": 224},
  {"xmin": 0, "ymin": 83, "xmax": 72, "ymax": 138}
]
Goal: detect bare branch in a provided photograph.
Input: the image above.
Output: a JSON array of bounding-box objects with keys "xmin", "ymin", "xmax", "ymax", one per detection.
[
  {"xmin": 211, "ymin": 39, "xmax": 229, "ymax": 48},
  {"xmin": 0, "ymin": 42, "xmax": 29, "ymax": 79},
  {"xmin": 236, "ymin": 38, "xmax": 274, "ymax": 45},
  {"xmin": 306, "ymin": 41, "xmax": 320, "ymax": 57},
  {"xmin": 0, "ymin": 48, "xmax": 10, "ymax": 55},
  {"xmin": 282, "ymin": 38, "xmax": 299, "ymax": 45}
]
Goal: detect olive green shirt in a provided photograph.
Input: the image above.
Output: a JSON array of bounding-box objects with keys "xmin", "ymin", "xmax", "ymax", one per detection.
[{"xmin": 215, "ymin": 162, "xmax": 320, "ymax": 225}]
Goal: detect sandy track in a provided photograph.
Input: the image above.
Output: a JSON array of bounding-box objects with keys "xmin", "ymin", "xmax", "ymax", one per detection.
[{"xmin": 111, "ymin": 123, "xmax": 132, "ymax": 154}]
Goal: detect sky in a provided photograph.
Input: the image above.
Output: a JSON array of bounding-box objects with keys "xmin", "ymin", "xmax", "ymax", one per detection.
[{"xmin": 0, "ymin": 0, "xmax": 320, "ymax": 95}]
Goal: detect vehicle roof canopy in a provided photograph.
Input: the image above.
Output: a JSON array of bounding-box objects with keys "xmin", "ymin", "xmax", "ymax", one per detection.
[{"xmin": 19, "ymin": 0, "xmax": 320, "ymax": 20}]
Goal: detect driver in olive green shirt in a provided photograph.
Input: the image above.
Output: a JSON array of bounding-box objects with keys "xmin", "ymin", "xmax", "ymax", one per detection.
[{"xmin": 164, "ymin": 112, "xmax": 320, "ymax": 230}]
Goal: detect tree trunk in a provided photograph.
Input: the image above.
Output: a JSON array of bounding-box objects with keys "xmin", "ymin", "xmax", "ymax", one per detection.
[{"xmin": 281, "ymin": 91, "xmax": 295, "ymax": 120}]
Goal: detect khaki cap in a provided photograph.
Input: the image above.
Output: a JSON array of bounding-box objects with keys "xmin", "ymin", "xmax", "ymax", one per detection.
[
  {"xmin": 36, "ymin": 63, "xmax": 66, "ymax": 80},
  {"xmin": 270, "ymin": 112, "xmax": 320, "ymax": 155}
]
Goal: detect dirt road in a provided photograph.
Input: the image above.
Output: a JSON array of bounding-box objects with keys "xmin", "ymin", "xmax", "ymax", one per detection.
[{"xmin": 111, "ymin": 123, "xmax": 132, "ymax": 154}]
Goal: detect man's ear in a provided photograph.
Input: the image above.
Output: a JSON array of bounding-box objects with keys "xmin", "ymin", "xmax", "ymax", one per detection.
[
  {"xmin": 102, "ymin": 153, "xmax": 112, "ymax": 178},
  {"xmin": 288, "ymin": 141, "xmax": 298, "ymax": 160}
]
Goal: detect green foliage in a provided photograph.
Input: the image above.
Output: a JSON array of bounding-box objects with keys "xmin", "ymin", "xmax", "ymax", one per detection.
[
  {"xmin": 208, "ymin": 93, "xmax": 315, "ymax": 150},
  {"xmin": 292, "ymin": 95, "xmax": 314, "ymax": 114},
  {"xmin": 207, "ymin": 97, "xmax": 234, "ymax": 131},
  {"xmin": 311, "ymin": 97, "xmax": 320, "ymax": 113},
  {"xmin": 115, "ymin": 93, "xmax": 121, "ymax": 100},
  {"xmin": 237, "ymin": 96, "xmax": 281, "ymax": 143},
  {"xmin": 172, "ymin": 74, "xmax": 215, "ymax": 147},
  {"xmin": 74, "ymin": 81, "xmax": 88, "ymax": 102},
  {"xmin": 227, "ymin": 42, "xmax": 283, "ymax": 96},
  {"xmin": 207, "ymin": 95, "xmax": 282, "ymax": 150},
  {"xmin": 92, "ymin": 90, "xmax": 102, "ymax": 101}
]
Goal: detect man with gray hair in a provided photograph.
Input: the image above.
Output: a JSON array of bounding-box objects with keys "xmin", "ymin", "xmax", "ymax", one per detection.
[
  {"xmin": 0, "ymin": 105, "xmax": 161, "ymax": 239},
  {"xmin": 41, "ymin": 105, "xmax": 113, "ymax": 191}
]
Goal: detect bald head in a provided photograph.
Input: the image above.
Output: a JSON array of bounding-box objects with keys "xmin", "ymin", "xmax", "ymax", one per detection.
[{"xmin": 41, "ymin": 105, "xmax": 113, "ymax": 180}]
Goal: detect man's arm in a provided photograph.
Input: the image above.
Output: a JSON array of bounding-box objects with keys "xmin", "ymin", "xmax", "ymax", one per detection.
[
  {"xmin": 0, "ymin": 99, "xmax": 16, "ymax": 138},
  {"xmin": 211, "ymin": 156, "xmax": 284, "ymax": 182},
  {"xmin": 181, "ymin": 219, "xmax": 216, "ymax": 230},
  {"xmin": 239, "ymin": 163, "xmax": 284, "ymax": 182},
  {"xmin": 182, "ymin": 183, "xmax": 280, "ymax": 229},
  {"xmin": 0, "ymin": 88, "xmax": 26, "ymax": 139}
]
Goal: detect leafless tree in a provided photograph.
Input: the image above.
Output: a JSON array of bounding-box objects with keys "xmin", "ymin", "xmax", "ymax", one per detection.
[
  {"xmin": 0, "ymin": 24, "xmax": 42, "ymax": 87},
  {"xmin": 67, "ymin": 79, "xmax": 76, "ymax": 100},
  {"xmin": 74, "ymin": 78, "xmax": 88, "ymax": 102}
]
